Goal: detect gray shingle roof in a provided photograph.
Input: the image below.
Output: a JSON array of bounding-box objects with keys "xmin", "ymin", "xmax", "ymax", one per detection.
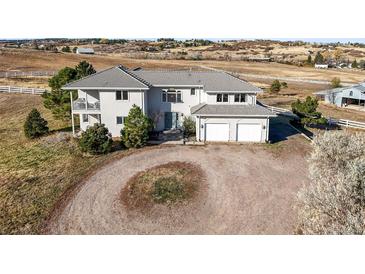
[
  {"xmin": 314, "ymin": 87, "xmax": 346, "ymax": 95},
  {"xmin": 130, "ymin": 70, "xmax": 262, "ymax": 92},
  {"xmin": 314, "ymin": 82, "xmax": 365, "ymax": 95},
  {"xmin": 191, "ymin": 104, "xmax": 276, "ymax": 116},
  {"xmin": 62, "ymin": 65, "xmax": 262, "ymax": 92},
  {"xmin": 353, "ymin": 84, "xmax": 365, "ymax": 92},
  {"xmin": 63, "ymin": 66, "xmax": 149, "ymax": 89}
]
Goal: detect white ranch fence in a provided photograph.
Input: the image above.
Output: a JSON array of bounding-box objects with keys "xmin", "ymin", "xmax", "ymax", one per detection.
[
  {"xmin": 262, "ymin": 103, "xmax": 365, "ymax": 131},
  {"xmin": 328, "ymin": 118, "xmax": 365, "ymax": 130},
  {"xmin": 0, "ymin": 85, "xmax": 47, "ymax": 95},
  {"xmin": 261, "ymin": 103, "xmax": 298, "ymax": 118},
  {"xmin": 0, "ymin": 71, "xmax": 56, "ymax": 78}
]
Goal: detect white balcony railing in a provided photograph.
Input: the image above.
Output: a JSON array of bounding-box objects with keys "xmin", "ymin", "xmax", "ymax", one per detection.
[{"xmin": 73, "ymin": 98, "xmax": 100, "ymax": 111}]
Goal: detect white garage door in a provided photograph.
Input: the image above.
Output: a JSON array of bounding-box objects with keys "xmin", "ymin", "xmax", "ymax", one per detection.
[
  {"xmin": 205, "ymin": 123, "xmax": 229, "ymax": 141},
  {"xmin": 237, "ymin": 124, "xmax": 262, "ymax": 142}
]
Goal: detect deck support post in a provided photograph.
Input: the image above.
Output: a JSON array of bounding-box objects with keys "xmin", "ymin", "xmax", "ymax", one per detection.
[{"xmin": 70, "ymin": 91, "xmax": 75, "ymax": 136}]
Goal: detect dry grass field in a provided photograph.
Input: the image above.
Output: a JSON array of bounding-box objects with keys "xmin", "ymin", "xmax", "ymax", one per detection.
[
  {"xmin": 1, "ymin": 48, "xmax": 365, "ymax": 83},
  {"xmin": 0, "ymin": 93, "xmax": 118, "ymax": 234},
  {"xmin": 1, "ymin": 48, "xmax": 365, "ymax": 121}
]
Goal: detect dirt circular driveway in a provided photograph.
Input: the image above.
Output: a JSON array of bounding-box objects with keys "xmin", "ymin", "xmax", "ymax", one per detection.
[{"xmin": 48, "ymin": 142, "xmax": 309, "ymax": 234}]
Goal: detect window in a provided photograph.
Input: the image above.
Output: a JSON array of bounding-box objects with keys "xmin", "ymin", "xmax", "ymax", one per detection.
[
  {"xmin": 224, "ymin": 94, "xmax": 228, "ymax": 102},
  {"xmin": 191, "ymin": 88, "xmax": 196, "ymax": 95},
  {"xmin": 162, "ymin": 89, "xmax": 182, "ymax": 103},
  {"xmin": 122, "ymin": 90, "xmax": 128, "ymax": 100},
  {"xmin": 116, "ymin": 90, "xmax": 122, "ymax": 100},
  {"xmin": 82, "ymin": 114, "xmax": 89, "ymax": 123},
  {"xmin": 116, "ymin": 90, "xmax": 128, "ymax": 100},
  {"xmin": 234, "ymin": 93, "xmax": 246, "ymax": 103},
  {"xmin": 349, "ymin": 90, "xmax": 353, "ymax": 96},
  {"xmin": 116, "ymin": 116, "xmax": 124, "ymax": 124},
  {"xmin": 216, "ymin": 93, "xmax": 228, "ymax": 103}
]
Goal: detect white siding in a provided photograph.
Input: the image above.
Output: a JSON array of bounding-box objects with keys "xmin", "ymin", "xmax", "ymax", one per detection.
[
  {"xmin": 99, "ymin": 90, "xmax": 144, "ymax": 136},
  {"xmin": 147, "ymin": 87, "xmax": 202, "ymax": 131},
  {"xmin": 80, "ymin": 114, "xmax": 100, "ymax": 131},
  {"xmin": 74, "ymin": 87, "xmax": 263, "ymax": 139}
]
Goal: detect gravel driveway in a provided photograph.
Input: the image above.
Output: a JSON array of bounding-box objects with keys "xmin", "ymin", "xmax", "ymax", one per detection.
[{"xmin": 47, "ymin": 138, "xmax": 309, "ymax": 234}]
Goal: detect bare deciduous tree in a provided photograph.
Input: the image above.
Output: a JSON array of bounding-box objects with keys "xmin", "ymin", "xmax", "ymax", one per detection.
[{"xmin": 296, "ymin": 131, "xmax": 365, "ymax": 234}]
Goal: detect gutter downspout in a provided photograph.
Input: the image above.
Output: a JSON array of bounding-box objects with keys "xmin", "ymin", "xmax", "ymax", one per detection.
[{"xmin": 266, "ymin": 116, "xmax": 269, "ymax": 142}]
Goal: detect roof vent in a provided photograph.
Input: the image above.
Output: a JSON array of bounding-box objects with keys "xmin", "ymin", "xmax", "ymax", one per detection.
[{"xmin": 118, "ymin": 64, "xmax": 128, "ymax": 71}]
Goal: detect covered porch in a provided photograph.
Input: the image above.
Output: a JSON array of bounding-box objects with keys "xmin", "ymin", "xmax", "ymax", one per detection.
[{"xmin": 70, "ymin": 91, "xmax": 101, "ymax": 136}]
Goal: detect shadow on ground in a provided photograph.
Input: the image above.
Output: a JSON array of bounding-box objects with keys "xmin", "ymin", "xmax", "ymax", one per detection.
[{"xmin": 269, "ymin": 116, "xmax": 300, "ymax": 143}]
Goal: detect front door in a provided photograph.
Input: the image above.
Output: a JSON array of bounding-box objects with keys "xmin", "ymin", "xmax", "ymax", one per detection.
[{"xmin": 164, "ymin": 112, "xmax": 178, "ymax": 129}]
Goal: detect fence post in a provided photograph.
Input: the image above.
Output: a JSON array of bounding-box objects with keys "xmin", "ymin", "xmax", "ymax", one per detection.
[
  {"xmin": 346, "ymin": 120, "xmax": 349, "ymax": 127},
  {"xmin": 32, "ymin": 88, "xmax": 35, "ymax": 94},
  {"xmin": 20, "ymin": 87, "xmax": 23, "ymax": 93},
  {"xmin": 8, "ymin": 86, "xmax": 11, "ymax": 93}
]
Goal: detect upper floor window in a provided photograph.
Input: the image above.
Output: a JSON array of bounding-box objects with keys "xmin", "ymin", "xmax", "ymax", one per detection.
[
  {"xmin": 116, "ymin": 90, "xmax": 128, "ymax": 100},
  {"xmin": 191, "ymin": 88, "xmax": 196, "ymax": 95},
  {"xmin": 234, "ymin": 93, "xmax": 246, "ymax": 103},
  {"xmin": 216, "ymin": 93, "xmax": 228, "ymax": 103},
  {"xmin": 162, "ymin": 89, "xmax": 182, "ymax": 103}
]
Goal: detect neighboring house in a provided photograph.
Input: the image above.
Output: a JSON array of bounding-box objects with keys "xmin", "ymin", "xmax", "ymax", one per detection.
[
  {"xmin": 76, "ymin": 48, "xmax": 95, "ymax": 54},
  {"xmin": 314, "ymin": 82, "xmax": 365, "ymax": 109},
  {"xmin": 62, "ymin": 65, "xmax": 276, "ymax": 142}
]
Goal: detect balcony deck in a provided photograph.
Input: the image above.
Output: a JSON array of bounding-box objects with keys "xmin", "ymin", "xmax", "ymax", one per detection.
[{"xmin": 72, "ymin": 98, "xmax": 100, "ymax": 113}]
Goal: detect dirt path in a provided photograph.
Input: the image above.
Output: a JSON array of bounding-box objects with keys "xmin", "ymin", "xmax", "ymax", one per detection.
[{"xmin": 47, "ymin": 142, "xmax": 309, "ymax": 234}]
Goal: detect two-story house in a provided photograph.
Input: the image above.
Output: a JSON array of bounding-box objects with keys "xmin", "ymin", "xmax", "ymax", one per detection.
[{"xmin": 62, "ymin": 65, "xmax": 275, "ymax": 142}]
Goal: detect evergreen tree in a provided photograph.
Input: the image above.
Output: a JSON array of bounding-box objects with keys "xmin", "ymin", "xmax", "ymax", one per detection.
[
  {"xmin": 79, "ymin": 124, "xmax": 112, "ymax": 154},
  {"xmin": 182, "ymin": 116, "xmax": 196, "ymax": 138},
  {"xmin": 75, "ymin": 60, "xmax": 96, "ymax": 78},
  {"xmin": 121, "ymin": 105, "xmax": 153, "ymax": 148},
  {"xmin": 24, "ymin": 108, "xmax": 49, "ymax": 139},
  {"xmin": 352, "ymin": 59, "xmax": 358, "ymax": 68},
  {"xmin": 270, "ymin": 79, "xmax": 281, "ymax": 93},
  {"xmin": 291, "ymin": 96, "xmax": 327, "ymax": 126},
  {"xmin": 42, "ymin": 67, "xmax": 78, "ymax": 120},
  {"xmin": 307, "ymin": 54, "xmax": 312, "ymax": 64},
  {"xmin": 42, "ymin": 61, "xmax": 96, "ymax": 121},
  {"xmin": 314, "ymin": 52, "xmax": 324, "ymax": 64},
  {"xmin": 61, "ymin": 46, "xmax": 71, "ymax": 52},
  {"xmin": 331, "ymin": 77, "xmax": 342, "ymax": 88}
]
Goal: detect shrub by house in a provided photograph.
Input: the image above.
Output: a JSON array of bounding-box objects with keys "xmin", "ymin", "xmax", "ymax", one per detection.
[
  {"xmin": 121, "ymin": 105, "xmax": 153, "ymax": 148},
  {"xmin": 182, "ymin": 116, "xmax": 196, "ymax": 138},
  {"xmin": 79, "ymin": 123, "xmax": 112, "ymax": 154}
]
